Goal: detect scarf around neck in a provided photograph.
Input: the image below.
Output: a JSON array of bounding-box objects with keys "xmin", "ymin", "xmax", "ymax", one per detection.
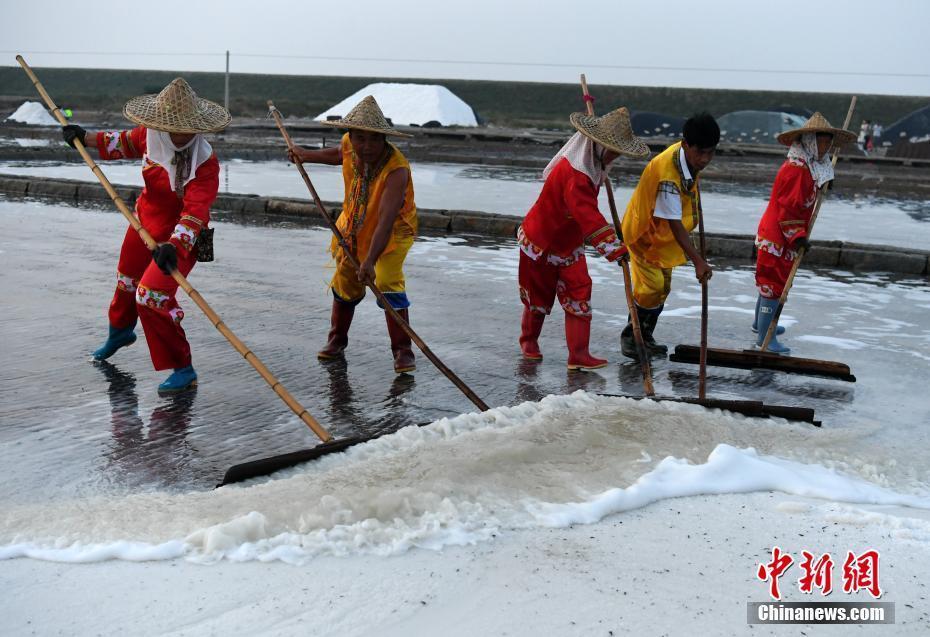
[
  {"xmin": 543, "ymin": 132, "xmax": 607, "ymax": 188},
  {"xmin": 786, "ymin": 132, "xmax": 834, "ymax": 187},
  {"xmin": 145, "ymin": 129, "xmax": 212, "ymax": 197}
]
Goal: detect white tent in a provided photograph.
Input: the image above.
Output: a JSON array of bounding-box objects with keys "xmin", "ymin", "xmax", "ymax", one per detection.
[
  {"xmin": 5, "ymin": 101, "xmax": 58, "ymax": 126},
  {"xmin": 315, "ymin": 83, "xmax": 478, "ymax": 128}
]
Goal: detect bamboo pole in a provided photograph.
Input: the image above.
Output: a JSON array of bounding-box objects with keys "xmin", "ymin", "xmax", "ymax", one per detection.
[
  {"xmin": 760, "ymin": 97, "xmax": 857, "ymax": 352},
  {"xmin": 16, "ymin": 55, "xmax": 334, "ymax": 444},
  {"xmin": 579, "ymin": 75, "xmax": 655, "ymax": 396},
  {"xmin": 697, "ymin": 200, "xmax": 709, "ymax": 400},
  {"xmin": 268, "ymin": 101, "xmax": 490, "ymax": 412}
]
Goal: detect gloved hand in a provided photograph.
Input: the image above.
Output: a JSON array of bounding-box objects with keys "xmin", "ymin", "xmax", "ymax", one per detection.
[
  {"xmin": 152, "ymin": 243, "xmax": 178, "ymax": 275},
  {"xmin": 794, "ymin": 237, "xmax": 811, "ymax": 253},
  {"xmin": 62, "ymin": 124, "xmax": 87, "ymax": 149}
]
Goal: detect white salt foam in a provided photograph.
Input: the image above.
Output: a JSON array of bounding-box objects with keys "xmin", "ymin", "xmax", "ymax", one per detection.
[{"xmin": 1, "ymin": 393, "xmax": 927, "ymax": 565}]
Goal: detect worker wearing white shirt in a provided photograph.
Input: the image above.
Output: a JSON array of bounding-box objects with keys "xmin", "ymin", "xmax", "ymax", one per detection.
[{"xmin": 619, "ymin": 112, "xmax": 720, "ymax": 360}]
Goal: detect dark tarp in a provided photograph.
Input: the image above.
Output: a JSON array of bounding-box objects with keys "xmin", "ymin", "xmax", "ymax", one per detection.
[
  {"xmin": 765, "ymin": 105, "xmax": 814, "ymax": 119},
  {"xmin": 881, "ymin": 104, "xmax": 930, "ymax": 144},
  {"xmin": 630, "ymin": 111, "xmax": 685, "ymax": 137},
  {"xmin": 717, "ymin": 110, "xmax": 807, "ymax": 144}
]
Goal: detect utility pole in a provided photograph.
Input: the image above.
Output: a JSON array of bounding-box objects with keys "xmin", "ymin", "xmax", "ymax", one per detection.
[{"xmin": 224, "ymin": 50, "xmax": 230, "ymax": 112}]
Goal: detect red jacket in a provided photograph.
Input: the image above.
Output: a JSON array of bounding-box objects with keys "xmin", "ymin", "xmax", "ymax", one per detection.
[
  {"xmin": 756, "ymin": 159, "xmax": 818, "ymax": 253},
  {"xmin": 96, "ymin": 126, "xmax": 220, "ymax": 255},
  {"xmin": 519, "ymin": 158, "xmax": 625, "ymax": 261}
]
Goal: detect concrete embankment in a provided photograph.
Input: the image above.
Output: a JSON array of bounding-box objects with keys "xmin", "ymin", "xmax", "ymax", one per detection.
[{"xmin": 1, "ymin": 173, "xmax": 928, "ymax": 276}]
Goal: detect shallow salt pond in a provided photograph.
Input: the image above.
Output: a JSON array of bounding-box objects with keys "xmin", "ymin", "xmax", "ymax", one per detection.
[
  {"xmin": 1, "ymin": 158, "xmax": 928, "ymax": 249},
  {"xmin": 1, "ymin": 197, "xmax": 929, "ymax": 564}
]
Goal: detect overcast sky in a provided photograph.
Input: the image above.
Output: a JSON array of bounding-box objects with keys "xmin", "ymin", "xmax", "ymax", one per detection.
[{"xmin": 2, "ymin": 0, "xmax": 928, "ymax": 96}]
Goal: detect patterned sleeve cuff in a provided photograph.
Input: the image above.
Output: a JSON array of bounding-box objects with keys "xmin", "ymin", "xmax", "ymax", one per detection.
[
  {"xmin": 170, "ymin": 215, "xmax": 203, "ymax": 254},
  {"xmin": 587, "ymin": 226, "xmax": 628, "ymax": 261}
]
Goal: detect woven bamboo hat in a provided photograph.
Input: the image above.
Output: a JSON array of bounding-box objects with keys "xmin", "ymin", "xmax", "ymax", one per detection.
[
  {"xmin": 569, "ymin": 107, "xmax": 649, "ymax": 158},
  {"xmin": 320, "ymin": 95, "xmax": 412, "ymax": 138},
  {"xmin": 123, "ymin": 78, "xmax": 231, "ymax": 134},
  {"xmin": 776, "ymin": 112, "xmax": 857, "ymax": 146}
]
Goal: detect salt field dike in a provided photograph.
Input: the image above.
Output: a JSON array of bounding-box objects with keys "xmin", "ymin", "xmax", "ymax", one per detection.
[{"xmin": 3, "ymin": 4, "xmax": 930, "ymax": 634}]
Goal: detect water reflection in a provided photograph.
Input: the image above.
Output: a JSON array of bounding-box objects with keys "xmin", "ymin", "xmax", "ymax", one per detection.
[
  {"xmin": 98, "ymin": 362, "xmax": 197, "ymax": 488},
  {"xmin": 373, "ymin": 374, "xmax": 419, "ymax": 435},
  {"xmin": 565, "ymin": 368, "xmax": 607, "ymax": 394},
  {"xmin": 318, "ymin": 358, "xmax": 432, "ymax": 439},
  {"xmin": 385, "ymin": 373, "xmax": 416, "ymax": 406},
  {"xmin": 458, "ymin": 166, "xmax": 541, "ymax": 183},
  {"xmin": 320, "ymin": 357, "xmax": 363, "ymax": 426},
  {"xmin": 513, "ymin": 358, "xmax": 547, "ymax": 404},
  {"xmin": 616, "ymin": 362, "xmax": 653, "ymax": 396}
]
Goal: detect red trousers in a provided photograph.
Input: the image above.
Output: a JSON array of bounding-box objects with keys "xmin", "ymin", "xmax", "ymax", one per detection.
[
  {"xmin": 755, "ymin": 248, "xmax": 794, "ymax": 299},
  {"xmin": 518, "ymin": 249, "xmax": 593, "ymax": 317},
  {"xmin": 108, "ymin": 225, "xmax": 197, "ymax": 370}
]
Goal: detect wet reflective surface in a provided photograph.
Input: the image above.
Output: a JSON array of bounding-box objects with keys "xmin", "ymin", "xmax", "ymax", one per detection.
[
  {"xmin": 1, "ymin": 198, "xmax": 929, "ymax": 502},
  {"xmin": 2, "ymin": 159, "xmax": 929, "ymax": 249}
]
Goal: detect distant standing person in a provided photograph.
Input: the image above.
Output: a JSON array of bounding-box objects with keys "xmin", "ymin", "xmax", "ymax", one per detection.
[
  {"xmin": 619, "ymin": 112, "xmax": 720, "ymax": 360},
  {"xmin": 871, "ymin": 122, "xmax": 883, "ymax": 149},
  {"xmin": 517, "ymin": 107, "xmax": 649, "ymax": 369},
  {"xmin": 752, "ymin": 113, "xmax": 856, "ymax": 353},
  {"xmin": 288, "ymin": 96, "xmax": 419, "ymax": 373},
  {"xmin": 858, "ymin": 119, "xmax": 871, "ymax": 153},
  {"xmin": 61, "ymin": 79, "xmax": 229, "ymax": 393}
]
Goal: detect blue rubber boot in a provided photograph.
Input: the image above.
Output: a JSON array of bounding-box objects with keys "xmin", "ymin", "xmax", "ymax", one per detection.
[
  {"xmin": 158, "ymin": 365, "xmax": 198, "ymax": 393},
  {"xmin": 751, "ymin": 295, "xmax": 784, "ymax": 335},
  {"xmin": 754, "ymin": 298, "xmax": 790, "ymax": 355},
  {"xmin": 92, "ymin": 322, "xmax": 138, "ymax": 361}
]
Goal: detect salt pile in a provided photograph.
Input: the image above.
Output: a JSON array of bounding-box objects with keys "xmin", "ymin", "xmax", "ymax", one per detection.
[
  {"xmin": 316, "ymin": 83, "xmax": 478, "ymax": 127},
  {"xmin": 5, "ymin": 101, "xmax": 58, "ymax": 126}
]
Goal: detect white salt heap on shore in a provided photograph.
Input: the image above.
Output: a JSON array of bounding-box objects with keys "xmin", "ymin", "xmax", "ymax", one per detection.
[
  {"xmin": 5, "ymin": 101, "xmax": 58, "ymax": 126},
  {"xmin": 316, "ymin": 83, "xmax": 478, "ymax": 127}
]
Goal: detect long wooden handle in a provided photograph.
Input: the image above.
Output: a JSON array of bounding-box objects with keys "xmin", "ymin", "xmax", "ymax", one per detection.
[
  {"xmin": 269, "ymin": 102, "xmax": 490, "ymax": 412},
  {"xmin": 760, "ymin": 96, "xmax": 857, "ymax": 352},
  {"xmin": 17, "ymin": 55, "xmax": 334, "ymax": 444},
  {"xmin": 697, "ymin": 202, "xmax": 708, "ymax": 400},
  {"xmin": 580, "ymin": 74, "xmax": 655, "ymax": 396}
]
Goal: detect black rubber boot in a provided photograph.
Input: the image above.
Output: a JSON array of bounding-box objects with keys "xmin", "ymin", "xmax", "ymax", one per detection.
[
  {"xmin": 621, "ymin": 306, "xmax": 668, "ymax": 360},
  {"xmin": 638, "ymin": 305, "xmax": 668, "ymax": 357}
]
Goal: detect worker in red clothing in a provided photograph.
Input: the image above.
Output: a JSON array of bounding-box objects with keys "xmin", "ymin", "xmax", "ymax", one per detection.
[
  {"xmin": 753, "ymin": 112, "xmax": 856, "ymax": 354},
  {"xmin": 518, "ymin": 106, "xmax": 649, "ymax": 370},
  {"xmin": 61, "ymin": 78, "xmax": 230, "ymax": 392}
]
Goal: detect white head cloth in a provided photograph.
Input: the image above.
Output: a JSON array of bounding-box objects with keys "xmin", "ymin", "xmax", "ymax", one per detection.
[
  {"xmin": 145, "ymin": 129, "xmax": 213, "ymax": 193},
  {"xmin": 786, "ymin": 132, "xmax": 834, "ymax": 187},
  {"xmin": 542, "ymin": 131, "xmax": 607, "ymax": 188}
]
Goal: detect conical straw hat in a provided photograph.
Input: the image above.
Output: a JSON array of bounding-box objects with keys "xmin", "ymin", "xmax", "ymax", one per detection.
[
  {"xmin": 123, "ymin": 78, "xmax": 231, "ymax": 134},
  {"xmin": 776, "ymin": 112, "xmax": 857, "ymax": 146},
  {"xmin": 569, "ymin": 107, "xmax": 649, "ymax": 158},
  {"xmin": 320, "ymin": 95, "xmax": 412, "ymax": 138}
]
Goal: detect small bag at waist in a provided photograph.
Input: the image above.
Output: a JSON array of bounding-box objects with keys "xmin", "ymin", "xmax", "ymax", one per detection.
[{"xmin": 196, "ymin": 227, "xmax": 214, "ymax": 263}]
